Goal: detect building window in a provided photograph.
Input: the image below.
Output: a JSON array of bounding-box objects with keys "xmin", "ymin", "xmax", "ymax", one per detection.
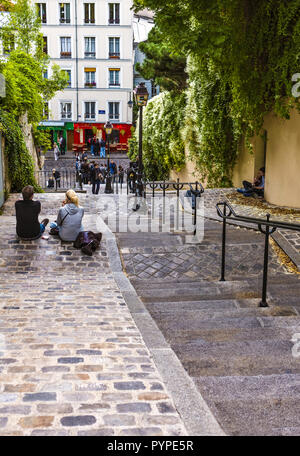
[
  {"xmin": 108, "ymin": 3, "xmax": 120, "ymax": 25},
  {"xmin": 108, "ymin": 102, "xmax": 120, "ymax": 120},
  {"xmin": 109, "ymin": 68, "xmax": 120, "ymax": 87},
  {"xmin": 84, "ymin": 3, "xmax": 95, "ymax": 24},
  {"xmin": 61, "ymin": 102, "xmax": 72, "ymax": 119},
  {"xmin": 84, "ymin": 68, "xmax": 96, "ymax": 87},
  {"xmin": 63, "ymin": 70, "xmax": 71, "ymax": 87},
  {"xmin": 85, "ymin": 102, "xmax": 96, "ymax": 120},
  {"xmin": 43, "ymin": 36, "xmax": 48, "ymax": 54},
  {"xmin": 151, "ymin": 81, "xmax": 158, "ymax": 98},
  {"xmin": 43, "ymin": 70, "xmax": 48, "ymax": 79},
  {"xmin": 2, "ymin": 33, "xmax": 15, "ymax": 55},
  {"xmin": 59, "ymin": 3, "xmax": 70, "ymax": 24},
  {"xmin": 109, "ymin": 37, "xmax": 120, "ymax": 58},
  {"xmin": 43, "ymin": 102, "xmax": 49, "ymax": 120},
  {"xmin": 84, "ymin": 37, "xmax": 96, "ymax": 58},
  {"xmin": 60, "ymin": 37, "xmax": 71, "ymax": 58},
  {"xmin": 37, "ymin": 3, "xmax": 47, "ymax": 23}
]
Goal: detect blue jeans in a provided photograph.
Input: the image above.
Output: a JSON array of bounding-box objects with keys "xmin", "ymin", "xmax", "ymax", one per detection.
[
  {"xmin": 91, "ymin": 145, "xmax": 95, "ymax": 156},
  {"xmin": 100, "ymin": 147, "xmax": 106, "ymax": 158}
]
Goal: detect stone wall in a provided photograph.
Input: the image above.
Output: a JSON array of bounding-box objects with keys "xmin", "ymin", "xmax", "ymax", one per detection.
[{"xmin": 19, "ymin": 113, "xmax": 43, "ymax": 172}]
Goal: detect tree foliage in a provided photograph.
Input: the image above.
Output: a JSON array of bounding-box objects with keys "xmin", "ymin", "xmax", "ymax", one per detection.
[
  {"xmin": 128, "ymin": 92, "xmax": 186, "ymax": 180},
  {"xmin": 0, "ymin": 0, "xmax": 68, "ymax": 191},
  {"xmin": 136, "ymin": 27, "xmax": 187, "ymax": 92},
  {"xmin": 133, "ymin": 0, "xmax": 300, "ymax": 186}
]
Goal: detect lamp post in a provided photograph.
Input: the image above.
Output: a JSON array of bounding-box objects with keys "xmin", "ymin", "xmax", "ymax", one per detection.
[
  {"xmin": 134, "ymin": 82, "xmax": 149, "ymax": 198},
  {"xmin": 104, "ymin": 120, "xmax": 114, "ymax": 194}
]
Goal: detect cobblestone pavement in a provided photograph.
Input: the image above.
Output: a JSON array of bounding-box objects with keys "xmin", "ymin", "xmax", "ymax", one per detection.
[{"xmin": 0, "ymin": 195, "xmax": 187, "ymax": 436}]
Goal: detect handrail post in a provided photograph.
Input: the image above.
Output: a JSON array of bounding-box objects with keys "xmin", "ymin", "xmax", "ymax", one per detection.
[
  {"xmin": 220, "ymin": 202, "xmax": 227, "ymax": 282},
  {"xmin": 260, "ymin": 214, "xmax": 271, "ymax": 308}
]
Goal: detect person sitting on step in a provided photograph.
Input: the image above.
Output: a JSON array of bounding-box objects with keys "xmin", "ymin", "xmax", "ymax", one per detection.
[
  {"xmin": 15, "ymin": 185, "xmax": 49, "ymax": 240},
  {"xmin": 237, "ymin": 167, "xmax": 265, "ymax": 198},
  {"xmin": 50, "ymin": 189, "xmax": 84, "ymax": 242}
]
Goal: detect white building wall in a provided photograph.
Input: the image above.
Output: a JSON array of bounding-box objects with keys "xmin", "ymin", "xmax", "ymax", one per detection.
[{"xmin": 34, "ymin": 0, "xmax": 134, "ymax": 124}]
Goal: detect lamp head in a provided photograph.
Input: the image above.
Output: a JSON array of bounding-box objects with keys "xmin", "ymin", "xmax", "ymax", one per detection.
[
  {"xmin": 134, "ymin": 82, "xmax": 149, "ymax": 107},
  {"xmin": 104, "ymin": 120, "xmax": 113, "ymax": 135}
]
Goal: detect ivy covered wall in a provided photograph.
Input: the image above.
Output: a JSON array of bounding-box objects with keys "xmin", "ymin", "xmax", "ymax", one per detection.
[
  {"xmin": 128, "ymin": 91, "xmax": 186, "ymax": 181},
  {"xmin": 132, "ymin": 0, "xmax": 300, "ymax": 188}
]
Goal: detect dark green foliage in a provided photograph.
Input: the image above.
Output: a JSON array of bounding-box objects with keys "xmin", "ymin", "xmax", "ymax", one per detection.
[{"xmin": 136, "ymin": 27, "xmax": 187, "ymax": 92}]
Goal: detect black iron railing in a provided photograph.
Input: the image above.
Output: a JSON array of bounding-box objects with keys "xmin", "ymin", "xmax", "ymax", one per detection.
[
  {"xmin": 216, "ymin": 201, "xmax": 300, "ymax": 307},
  {"xmin": 35, "ymin": 170, "xmax": 80, "ymax": 191},
  {"xmin": 127, "ymin": 178, "xmax": 204, "ymax": 234}
]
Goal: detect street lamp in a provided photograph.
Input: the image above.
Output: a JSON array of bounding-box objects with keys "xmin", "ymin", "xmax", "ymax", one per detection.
[
  {"xmin": 134, "ymin": 82, "xmax": 149, "ymax": 199},
  {"xmin": 104, "ymin": 120, "xmax": 114, "ymax": 194}
]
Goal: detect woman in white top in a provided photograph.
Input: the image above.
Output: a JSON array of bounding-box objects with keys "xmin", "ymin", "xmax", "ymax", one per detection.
[{"xmin": 54, "ymin": 142, "xmax": 59, "ymax": 161}]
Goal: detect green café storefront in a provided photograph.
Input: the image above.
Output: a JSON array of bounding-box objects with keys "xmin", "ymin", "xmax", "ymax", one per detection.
[{"xmin": 38, "ymin": 121, "xmax": 74, "ymax": 150}]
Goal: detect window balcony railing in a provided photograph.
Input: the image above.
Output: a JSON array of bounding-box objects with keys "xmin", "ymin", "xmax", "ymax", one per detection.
[
  {"xmin": 108, "ymin": 18, "xmax": 120, "ymax": 25},
  {"xmin": 60, "ymin": 51, "xmax": 72, "ymax": 59},
  {"xmin": 109, "ymin": 82, "xmax": 120, "ymax": 87},
  {"xmin": 61, "ymin": 113, "xmax": 72, "ymax": 119},
  {"xmin": 59, "ymin": 18, "xmax": 71, "ymax": 24},
  {"xmin": 84, "ymin": 113, "xmax": 96, "ymax": 120},
  {"xmin": 84, "ymin": 18, "xmax": 95, "ymax": 24},
  {"xmin": 85, "ymin": 82, "xmax": 96, "ymax": 88},
  {"xmin": 109, "ymin": 52, "xmax": 120, "ymax": 59},
  {"xmin": 84, "ymin": 52, "xmax": 96, "ymax": 59},
  {"xmin": 109, "ymin": 114, "xmax": 119, "ymax": 120}
]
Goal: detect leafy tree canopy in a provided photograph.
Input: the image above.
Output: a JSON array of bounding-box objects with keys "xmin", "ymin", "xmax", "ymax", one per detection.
[{"xmin": 136, "ymin": 26, "xmax": 188, "ymax": 92}]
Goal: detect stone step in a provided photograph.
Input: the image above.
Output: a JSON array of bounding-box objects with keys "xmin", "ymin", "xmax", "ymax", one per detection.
[
  {"xmin": 149, "ymin": 305, "xmax": 297, "ymax": 322},
  {"xmin": 180, "ymin": 351, "xmax": 300, "ymax": 378},
  {"xmin": 149, "ymin": 312, "xmax": 299, "ymax": 333},
  {"xmin": 165, "ymin": 326, "xmax": 296, "ymax": 344},
  {"xmin": 132, "ymin": 275, "xmax": 300, "ymax": 290},
  {"xmin": 198, "ymin": 395, "xmax": 300, "ymax": 436}
]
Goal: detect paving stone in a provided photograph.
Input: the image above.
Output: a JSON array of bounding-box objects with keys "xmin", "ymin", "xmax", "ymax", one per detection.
[
  {"xmin": 77, "ymin": 429, "xmax": 115, "ymax": 436},
  {"xmin": 23, "ymin": 393, "xmax": 57, "ymax": 402},
  {"xmin": 0, "ymin": 417, "xmax": 8, "ymax": 428},
  {"xmin": 118, "ymin": 427, "xmax": 164, "ymax": 436},
  {"xmin": 19, "ymin": 416, "xmax": 54, "ymax": 429},
  {"xmin": 116, "ymin": 402, "xmax": 152, "ymax": 413},
  {"xmin": 60, "ymin": 415, "xmax": 97, "ymax": 427},
  {"xmin": 114, "ymin": 381, "xmax": 146, "ymax": 390},
  {"xmin": 103, "ymin": 415, "xmax": 136, "ymax": 426}
]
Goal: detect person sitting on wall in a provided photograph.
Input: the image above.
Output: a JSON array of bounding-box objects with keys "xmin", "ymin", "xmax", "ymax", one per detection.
[
  {"xmin": 15, "ymin": 185, "xmax": 49, "ymax": 240},
  {"xmin": 237, "ymin": 167, "xmax": 265, "ymax": 197}
]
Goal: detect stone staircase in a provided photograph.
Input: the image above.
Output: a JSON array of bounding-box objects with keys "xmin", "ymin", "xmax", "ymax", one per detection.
[{"xmin": 116, "ymin": 219, "xmax": 300, "ymax": 435}]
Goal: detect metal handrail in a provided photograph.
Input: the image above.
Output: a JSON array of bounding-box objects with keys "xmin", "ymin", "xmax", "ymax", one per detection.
[{"xmin": 216, "ymin": 201, "xmax": 300, "ymax": 307}]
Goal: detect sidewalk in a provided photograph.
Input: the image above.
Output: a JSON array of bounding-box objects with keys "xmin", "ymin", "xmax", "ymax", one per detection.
[{"xmin": 0, "ymin": 193, "xmax": 188, "ymax": 436}]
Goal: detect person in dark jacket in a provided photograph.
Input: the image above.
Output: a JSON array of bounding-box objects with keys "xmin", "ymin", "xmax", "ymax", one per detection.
[
  {"xmin": 52, "ymin": 169, "xmax": 61, "ymax": 189},
  {"xmin": 80, "ymin": 159, "xmax": 90, "ymax": 184},
  {"xmin": 118, "ymin": 165, "xmax": 124, "ymax": 185},
  {"xmin": 95, "ymin": 138, "xmax": 100, "ymax": 156},
  {"xmin": 15, "ymin": 185, "xmax": 49, "ymax": 239},
  {"xmin": 127, "ymin": 163, "xmax": 136, "ymax": 193},
  {"xmin": 90, "ymin": 163, "xmax": 102, "ymax": 194}
]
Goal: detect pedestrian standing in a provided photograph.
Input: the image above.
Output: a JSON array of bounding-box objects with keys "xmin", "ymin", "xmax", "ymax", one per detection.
[
  {"xmin": 52, "ymin": 168, "xmax": 61, "ymax": 190},
  {"xmin": 54, "ymin": 142, "xmax": 59, "ymax": 161},
  {"xmin": 118, "ymin": 165, "xmax": 124, "ymax": 185},
  {"xmin": 95, "ymin": 138, "xmax": 100, "ymax": 156},
  {"xmin": 91, "ymin": 164, "xmax": 102, "ymax": 194},
  {"xmin": 80, "ymin": 158, "xmax": 90, "ymax": 185},
  {"xmin": 100, "ymin": 138, "xmax": 106, "ymax": 158}
]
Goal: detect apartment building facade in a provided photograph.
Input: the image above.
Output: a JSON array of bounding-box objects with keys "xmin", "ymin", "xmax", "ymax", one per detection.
[{"xmin": 36, "ymin": 0, "xmax": 134, "ymax": 149}]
